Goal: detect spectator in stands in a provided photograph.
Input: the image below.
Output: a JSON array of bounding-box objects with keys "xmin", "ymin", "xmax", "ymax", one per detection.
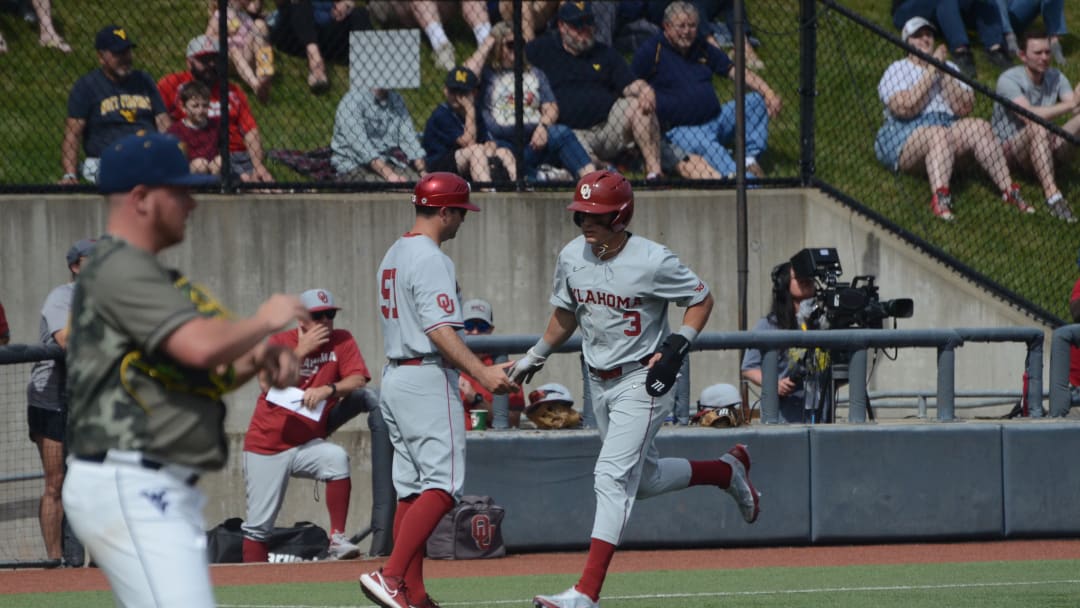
[
  {"xmin": 741, "ymin": 260, "xmax": 829, "ymax": 424},
  {"xmin": 458, "ymin": 299, "xmax": 527, "ymax": 428},
  {"xmin": 0, "ymin": 298, "xmax": 8, "ymax": 344},
  {"xmin": 875, "ymin": 17, "xmax": 1027, "ymax": 221},
  {"xmin": 632, "ymin": 2, "xmax": 780, "ymax": 179},
  {"xmin": 892, "ymin": 0, "xmax": 1013, "ymax": 78},
  {"xmin": 487, "ymin": 0, "xmax": 558, "ymax": 42},
  {"xmin": 26, "ymin": 238, "xmax": 95, "ymax": 563},
  {"xmin": 331, "ymin": 87, "xmax": 427, "ymax": 182},
  {"xmin": 167, "ymin": 81, "xmax": 223, "ymax": 176},
  {"xmin": 0, "ymin": 0, "xmax": 70, "ymax": 53},
  {"xmin": 613, "ymin": 1, "xmax": 765, "ymax": 70},
  {"xmin": 158, "ymin": 35, "xmax": 273, "ymax": 183},
  {"xmin": 466, "ymin": 22, "xmax": 597, "ymax": 182},
  {"xmin": 207, "ymin": 0, "xmax": 274, "ymax": 103},
  {"xmin": 241, "ymin": 288, "xmax": 371, "ymax": 562},
  {"xmin": 422, "ymin": 66, "xmax": 517, "ymax": 186},
  {"xmin": 526, "ymin": 1, "xmax": 665, "ymax": 180},
  {"xmin": 269, "ymin": 0, "xmax": 372, "ymax": 94},
  {"xmin": 368, "ymin": 0, "xmax": 491, "ymax": 71},
  {"xmin": 60, "ymin": 25, "xmax": 170, "ymax": 185},
  {"xmin": 994, "ymin": 0, "xmax": 1067, "ymax": 63},
  {"xmin": 992, "ymin": 31, "xmax": 1080, "ymax": 223}
]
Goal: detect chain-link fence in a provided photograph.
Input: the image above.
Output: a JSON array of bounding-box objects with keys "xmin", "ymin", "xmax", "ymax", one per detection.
[
  {"xmin": 1, "ymin": 0, "xmax": 800, "ymax": 191},
  {"xmin": 815, "ymin": 1, "xmax": 1079, "ymax": 323},
  {"xmin": 1, "ymin": 0, "xmax": 1075, "ymax": 318}
]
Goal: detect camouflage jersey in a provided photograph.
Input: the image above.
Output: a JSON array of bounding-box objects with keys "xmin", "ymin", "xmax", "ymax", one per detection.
[{"xmin": 66, "ymin": 236, "xmax": 237, "ymax": 470}]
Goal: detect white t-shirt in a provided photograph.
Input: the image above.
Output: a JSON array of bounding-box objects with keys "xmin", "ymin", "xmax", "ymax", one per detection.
[{"xmin": 878, "ymin": 58, "xmax": 970, "ymax": 121}]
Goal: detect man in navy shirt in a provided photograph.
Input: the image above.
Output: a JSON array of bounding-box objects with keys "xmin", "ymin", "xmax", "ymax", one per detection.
[
  {"xmin": 526, "ymin": 1, "xmax": 664, "ymax": 180},
  {"xmin": 60, "ymin": 25, "xmax": 170, "ymax": 185},
  {"xmin": 422, "ymin": 66, "xmax": 517, "ymax": 185},
  {"xmin": 631, "ymin": 2, "xmax": 780, "ymax": 178}
]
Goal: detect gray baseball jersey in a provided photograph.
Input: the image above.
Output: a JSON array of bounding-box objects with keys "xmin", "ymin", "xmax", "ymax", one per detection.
[
  {"xmin": 550, "ymin": 234, "xmax": 710, "ymax": 370},
  {"xmin": 550, "ymin": 233, "xmax": 710, "ymax": 546},
  {"xmin": 377, "ymin": 232, "xmax": 467, "ymax": 500},
  {"xmin": 28, "ymin": 282, "xmax": 75, "ymax": 411},
  {"xmin": 378, "ymin": 234, "xmax": 464, "ymax": 358}
]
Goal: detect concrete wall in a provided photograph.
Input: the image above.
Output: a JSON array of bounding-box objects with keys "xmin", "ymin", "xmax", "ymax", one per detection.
[{"xmin": 0, "ymin": 189, "xmax": 1054, "ymax": 549}]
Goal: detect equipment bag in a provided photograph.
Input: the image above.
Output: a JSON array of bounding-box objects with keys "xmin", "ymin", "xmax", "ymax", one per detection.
[
  {"xmin": 425, "ymin": 495, "xmax": 506, "ymax": 560},
  {"xmin": 206, "ymin": 518, "xmax": 329, "ymax": 563}
]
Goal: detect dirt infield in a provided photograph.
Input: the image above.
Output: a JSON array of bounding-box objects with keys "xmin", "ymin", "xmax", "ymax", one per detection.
[{"xmin": 4, "ymin": 539, "xmax": 1080, "ymax": 595}]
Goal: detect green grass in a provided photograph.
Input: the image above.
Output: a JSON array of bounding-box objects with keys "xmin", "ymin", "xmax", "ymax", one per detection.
[
  {"xmin": 8, "ymin": 560, "xmax": 1080, "ymax": 607},
  {"xmin": 4, "ymin": 1, "xmax": 1080, "ymax": 317}
]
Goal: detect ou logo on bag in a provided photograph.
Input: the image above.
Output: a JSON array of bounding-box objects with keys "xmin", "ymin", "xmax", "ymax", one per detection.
[{"xmin": 470, "ymin": 514, "xmax": 496, "ymax": 550}]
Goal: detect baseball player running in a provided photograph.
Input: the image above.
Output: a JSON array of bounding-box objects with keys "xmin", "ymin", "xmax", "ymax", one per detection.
[
  {"xmin": 509, "ymin": 170, "xmax": 761, "ymax": 608},
  {"xmin": 62, "ymin": 132, "xmax": 305, "ymax": 607},
  {"xmin": 360, "ymin": 172, "xmax": 517, "ymax": 608}
]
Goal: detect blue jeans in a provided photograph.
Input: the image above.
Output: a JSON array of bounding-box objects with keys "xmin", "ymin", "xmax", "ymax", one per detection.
[
  {"xmin": 893, "ymin": 0, "xmax": 1005, "ymax": 51},
  {"xmin": 499, "ymin": 123, "xmax": 592, "ymax": 178},
  {"xmin": 665, "ymin": 92, "xmax": 769, "ymax": 177},
  {"xmin": 995, "ymin": 0, "xmax": 1067, "ymax": 35}
]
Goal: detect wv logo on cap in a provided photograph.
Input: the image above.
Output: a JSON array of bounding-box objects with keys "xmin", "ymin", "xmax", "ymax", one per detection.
[
  {"xmin": 455, "ymin": 70, "xmax": 468, "ymax": 83},
  {"xmin": 112, "ymin": 28, "xmax": 128, "ymax": 40}
]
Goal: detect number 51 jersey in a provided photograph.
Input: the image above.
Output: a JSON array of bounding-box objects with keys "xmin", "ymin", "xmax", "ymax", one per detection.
[
  {"xmin": 550, "ymin": 234, "xmax": 710, "ymax": 371},
  {"xmin": 377, "ymin": 233, "xmax": 464, "ymax": 359}
]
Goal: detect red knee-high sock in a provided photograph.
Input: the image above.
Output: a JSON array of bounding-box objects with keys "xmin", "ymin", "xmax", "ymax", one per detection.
[
  {"xmin": 575, "ymin": 538, "xmax": 616, "ymax": 601},
  {"xmin": 242, "ymin": 538, "xmax": 269, "ymax": 563},
  {"xmin": 403, "ymin": 551, "xmax": 428, "ymax": 605},
  {"xmin": 383, "ymin": 490, "xmax": 453, "ymax": 577},
  {"xmin": 324, "ymin": 478, "xmax": 352, "ymax": 535},
  {"xmin": 390, "ymin": 496, "xmax": 428, "ymax": 602},
  {"xmin": 689, "ymin": 459, "xmax": 732, "ymax": 488}
]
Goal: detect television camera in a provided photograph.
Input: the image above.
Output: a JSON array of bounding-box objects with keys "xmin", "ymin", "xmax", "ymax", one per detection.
[{"xmin": 790, "ymin": 248, "xmax": 914, "ymax": 330}]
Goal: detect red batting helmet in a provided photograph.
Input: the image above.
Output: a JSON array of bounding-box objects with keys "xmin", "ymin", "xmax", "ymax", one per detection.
[
  {"xmin": 567, "ymin": 170, "xmax": 633, "ymax": 231},
  {"xmin": 412, "ymin": 172, "xmax": 480, "ymax": 211}
]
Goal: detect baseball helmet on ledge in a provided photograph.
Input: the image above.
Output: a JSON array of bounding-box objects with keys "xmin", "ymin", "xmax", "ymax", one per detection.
[
  {"xmin": 568, "ymin": 169, "xmax": 634, "ymax": 231},
  {"xmin": 412, "ymin": 172, "xmax": 480, "ymax": 211}
]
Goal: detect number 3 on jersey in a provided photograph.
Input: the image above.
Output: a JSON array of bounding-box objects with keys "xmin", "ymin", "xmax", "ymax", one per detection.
[
  {"xmin": 623, "ymin": 311, "xmax": 641, "ymax": 336},
  {"xmin": 380, "ymin": 269, "xmax": 399, "ymax": 319}
]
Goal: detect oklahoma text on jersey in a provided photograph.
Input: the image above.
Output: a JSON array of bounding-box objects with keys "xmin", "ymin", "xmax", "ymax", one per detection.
[{"xmin": 572, "ymin": 288, "xmax": 643, "ymax": 309}]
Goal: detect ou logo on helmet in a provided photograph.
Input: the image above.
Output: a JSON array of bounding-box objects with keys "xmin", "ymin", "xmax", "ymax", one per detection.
[{"xmin": 579, "ymin": 184, "xmax": 592, "ymax": 200}]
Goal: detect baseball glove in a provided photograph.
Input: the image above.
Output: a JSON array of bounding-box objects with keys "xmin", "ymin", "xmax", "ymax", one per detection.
[
  {"xmin": 526, "ymin": 402, "xmax": 582, "ymax": 429},
  {"xmin": 695, "ymin": 406, "xmax": 743, "ymax": 428}
]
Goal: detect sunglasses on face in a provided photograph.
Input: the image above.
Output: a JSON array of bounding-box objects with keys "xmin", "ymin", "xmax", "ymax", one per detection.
[
  {"xmin": 464, "ymin": 319, "xmax": 492, "ymax": 333},
  {"xmin": 311, "ymin": 310, "xmax": 337, "ymax": 321}
]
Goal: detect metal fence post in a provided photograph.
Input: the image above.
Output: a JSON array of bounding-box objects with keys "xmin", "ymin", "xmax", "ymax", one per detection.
[
  {"xmin": 491, "ymin": 353, "xmax": 510, "ymax": 429},
  {"xmin": 799, "ymin": 0, "xmax": 818, "ymax": 185},
  {"xmin": 846, "ymin": 349, "xmax": 868, "ymax": 422},
  {"xmin": 1026, "ymin": 334, "xmax": 1044, "ymax": 418},
  {"xmin": 936, "ymin": 346, "xmax": 956, "ymax": 421},
  {"xmin": 1048, "ymin": 325, "xmax": 1077, "ymax": 417},
  {"xmin": 761, "ymin": 349, "xmax": 780, "ymax": 423}
]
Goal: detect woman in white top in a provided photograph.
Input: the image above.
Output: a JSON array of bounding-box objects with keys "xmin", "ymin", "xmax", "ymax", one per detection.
[{"xmin": 875, "ymin": 17, "xmax": 1026, "ymax": 221}]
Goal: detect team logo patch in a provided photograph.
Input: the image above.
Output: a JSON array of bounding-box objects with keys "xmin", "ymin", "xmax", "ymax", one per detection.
[
  {"xmin": 580, "ymin": 184, "xmax": 592, "ymax": 200},
  {"xmin": 437, "ymin": 293, "xmax": 455, "ymax": 314},
  {"xmin": 317, "ymin": 290, "xmax": 329, "ymax": 304},
  {"xmin": 470, "ymin": 514, "xmax": 495, "ymax": 550}
]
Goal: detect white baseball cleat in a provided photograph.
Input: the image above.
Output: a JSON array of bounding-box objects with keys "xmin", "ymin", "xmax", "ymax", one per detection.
[
  {"xmin": 328, "ymin": 531, "xmax": 361, "ymax": 560},
  {"xmin": 721, "ymin": 443, "xmax": 761, "ymax": 523},
  {"xmin": 359, "ymin": 570, "xmax": 409, "ymax": 608},
  {"xmin": 533, "ymin": 586, "xmax": 599, "ymax": 608}
]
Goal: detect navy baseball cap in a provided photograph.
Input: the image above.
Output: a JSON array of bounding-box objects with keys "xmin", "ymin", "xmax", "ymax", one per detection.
[
  {"xmin": 98, "ymin": 132, "xmax": 219, "ymax": 194},
  {"xmin": 66, "ymin": 238, "xmax": 97, "ymax": 266},
  {"xmin": 95, "ymin": 25, "xmax": 135, "ymax": 52},
  {"xmin": 445, "ymin": 66, "xmax": 479, "ymax": 92},
  {"xmin": 558, "ymin": 1, "xmax": 594, "ymax": 27}
]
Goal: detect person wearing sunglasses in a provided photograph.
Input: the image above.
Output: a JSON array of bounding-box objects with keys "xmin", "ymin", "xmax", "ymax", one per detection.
[
  {"xmin": 458, "ymin": 298, "xmax": 527, "ymax": 428},
  {"xmin": 240, "ymin": 288, "xmax": 372, "ymax": 563}
]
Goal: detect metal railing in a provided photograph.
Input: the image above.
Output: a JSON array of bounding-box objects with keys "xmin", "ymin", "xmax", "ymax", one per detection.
[{"xmin": 465, "ymin": 326, "xmax": 1048, "ymax": 426}]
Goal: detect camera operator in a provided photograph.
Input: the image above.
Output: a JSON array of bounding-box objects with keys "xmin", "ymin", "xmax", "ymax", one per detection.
[{"xmin": 741, "ymin": 261, "xmax": 832, "ymax": 423}]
